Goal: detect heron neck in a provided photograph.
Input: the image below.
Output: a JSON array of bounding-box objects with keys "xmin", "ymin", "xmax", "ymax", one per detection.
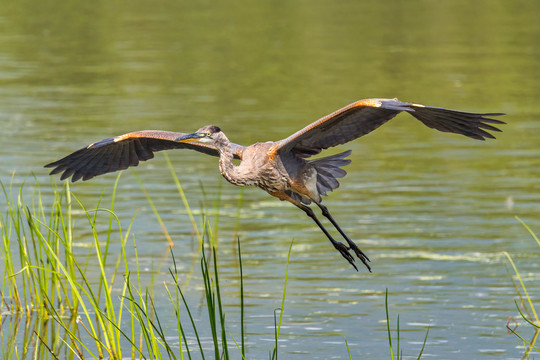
[{"xmin": 217, "ymin": 139, "xmax": 244, "ymax": 186}]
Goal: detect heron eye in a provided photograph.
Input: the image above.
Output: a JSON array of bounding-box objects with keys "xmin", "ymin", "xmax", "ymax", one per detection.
[{"xmin": 206, "ymin": 131, "xmax": 211, "ymax": 137}]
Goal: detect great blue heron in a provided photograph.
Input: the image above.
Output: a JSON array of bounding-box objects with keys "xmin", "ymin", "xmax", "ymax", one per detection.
[{"xmin": 46, "ymin": 98, "xmax": 505, "ymax": 271}]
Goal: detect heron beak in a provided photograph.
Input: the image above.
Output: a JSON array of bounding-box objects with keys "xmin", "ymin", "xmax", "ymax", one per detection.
[{"xmin": 175, "ymin": 132, "xmax": 205, "ymax": 143}]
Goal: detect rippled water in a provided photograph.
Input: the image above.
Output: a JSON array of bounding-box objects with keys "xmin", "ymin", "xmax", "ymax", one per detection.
[{"xmin": 1, "ymin": 0, "xmax": 540, "ymax": 358}]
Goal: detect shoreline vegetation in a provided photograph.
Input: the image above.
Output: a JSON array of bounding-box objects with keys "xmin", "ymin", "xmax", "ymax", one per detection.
[{"xmin": 1, "ymin": 168, "xmax": 537, "ymax": 358}]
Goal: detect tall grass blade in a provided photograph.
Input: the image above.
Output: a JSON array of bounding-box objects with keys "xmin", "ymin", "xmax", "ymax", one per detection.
[
  {"xmin": 385, "ymin": 289, "xmax": 428, "ymax": 359},
  {"xmin": 344, "ymin": 336, "xmax": 352, "ymax": 360},
  {"xmin": 133, "ymin": 170, "xmax": 173, "ymax": 246},
  {"xmin": 201, "ymin": 245, "xmax": 220, "ymax": 359},
  {"xmin": 166, "ymin": 250, "xmax": 190, "ymax": 360},
  {"xmin": 385, "ymin": 289, "xmax": 394, "ymax": 360},
  {"xmin": 503, "ymin": 252, "xmax": 539, "ymax": 325},
  {"xmin": 168, "ymin": 265, "xmax": 205, "ymax": 359},
  {"xmin": 514, "ymin": 301, "xmax": 540, "ymax": 329},
  {"xmin": 416, "ymin": 327, "xmax": 430, "ymax": 360},
  {"xmin": 238, "ymin": 237, "xmax": 245, "ymax": 358},
  {"xmin": 516, "ymin": 216, "xmax": 540, "ymax": 247},
  {"xmin": 271, "ymin": 240, "xmax": 293, "ymax": 360},
  {"xmin": 504, "ymin": 217, "xmax": 540, "ymax": 357},
  {"xmin": 163, "ymin": 152, "xmax": 202, "ymax": 243}
]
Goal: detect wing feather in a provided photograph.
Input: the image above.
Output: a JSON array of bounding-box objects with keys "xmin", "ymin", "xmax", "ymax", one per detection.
[
  {"xmin": 133, "ymin": 138, "xmax": 154, "ymax": 161},
  {"xmin": 45, "ymin": 130, "xmax": 244, "ymax": 182},
  {"xmin": 276, "ymin": 99, "xmax": 400, "ymax": 157},
  {"xmin": 276, "ymin": 98, "xmax": 504, "ymax": 158}
]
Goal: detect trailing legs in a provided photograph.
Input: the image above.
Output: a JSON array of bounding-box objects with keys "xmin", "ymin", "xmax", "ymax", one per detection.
[
  {"xmin": 316, "ymin": 203, "xmax": 371, "ymax": 272},
  {"xmin": 271, "ymin": 191, "xmax": 368, "ymax": 271}
]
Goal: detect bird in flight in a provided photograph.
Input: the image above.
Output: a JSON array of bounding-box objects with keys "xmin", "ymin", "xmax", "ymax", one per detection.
[{"xmin": 46, "ymin": 98, "xmax": 505, "ymax": 271}]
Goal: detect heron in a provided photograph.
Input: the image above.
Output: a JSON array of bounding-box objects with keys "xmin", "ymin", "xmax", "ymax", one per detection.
[{"xmin": 45, "ymin": 98, "xmax": 505, "ymax": 271}]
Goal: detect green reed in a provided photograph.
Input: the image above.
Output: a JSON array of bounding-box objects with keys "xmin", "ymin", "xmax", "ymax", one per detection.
[
  {"xmin": 384, "ymin": 289, "xmax": 429, "ymax": 360},
  {"xmin": 0, "ymin": 174, "xmax": 291, "ymax": 359},
  {"xmin": 504, "ymin": 217, "xmax": 540, "ymax": 357}
]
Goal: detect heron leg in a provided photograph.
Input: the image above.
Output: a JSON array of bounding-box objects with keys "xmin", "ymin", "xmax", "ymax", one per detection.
[
  {"xmin": 300, "ymin": 205, "xmax": 359, "ymax": 271},
  {"xmin": 269, "ymin": 191, "xmax": 359, "ymax": 271},
  {"xmin": 317, "ymin": 203, "xmax": 371, "ymax": 272}
]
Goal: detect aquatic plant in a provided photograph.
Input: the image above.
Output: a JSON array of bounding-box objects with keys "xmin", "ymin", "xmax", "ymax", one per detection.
[{"xmin": 504, "ymin": 217, "xmax": 540, "ymax": 358}]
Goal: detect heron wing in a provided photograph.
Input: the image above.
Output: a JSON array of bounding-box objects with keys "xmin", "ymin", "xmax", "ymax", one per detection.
[
  {"xmin": 275, "ymin": 98, "xmax": 505, "ymax": 158},
  {"xmin": 45, "ymin": 130, "xmax": 244, "ymax": 182}
]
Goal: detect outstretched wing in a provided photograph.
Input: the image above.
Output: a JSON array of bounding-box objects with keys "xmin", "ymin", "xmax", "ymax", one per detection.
[
  {"xmin": 275, "ymin": 98, "xmax": 505, "ymax": 158},
  {"xmin": 45, "ymin": 130, "xmax": 245, "ymax": 182}
]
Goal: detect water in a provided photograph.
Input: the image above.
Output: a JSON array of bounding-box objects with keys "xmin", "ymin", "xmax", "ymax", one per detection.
[{"xmin": 1, "ymin": 0, "xmax": 540, "ymax": 358}]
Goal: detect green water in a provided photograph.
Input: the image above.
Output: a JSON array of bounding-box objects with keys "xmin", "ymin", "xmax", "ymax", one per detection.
[{"xmin": 1, "ymin": 0, "xmax": 539, "ymax": 358}]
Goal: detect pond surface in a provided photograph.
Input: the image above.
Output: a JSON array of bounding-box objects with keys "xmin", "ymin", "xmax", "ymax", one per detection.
[{"xmin": 1, "ymin": 0, "xmax": 540, "ymax": 358}]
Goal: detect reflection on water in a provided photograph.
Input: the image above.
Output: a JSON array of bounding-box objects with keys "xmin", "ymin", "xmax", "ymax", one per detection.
[{"xmin": 1, "ymin": 0, "xmax": 540, "ymax": 358}]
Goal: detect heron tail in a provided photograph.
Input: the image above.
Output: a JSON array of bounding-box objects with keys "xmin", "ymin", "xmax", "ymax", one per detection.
[{"xmin": 310, "ymin": 150, "xmax": 352, "ymax": 197}]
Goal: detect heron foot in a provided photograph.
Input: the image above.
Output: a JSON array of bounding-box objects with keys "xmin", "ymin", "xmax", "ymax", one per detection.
[
  {"xmin": 332, "ymin": 241, "xmax": 359, "ymax": 272},
  {"xmin": 346, "ymin": 240, "xmax": 372, "ymax": 273}
]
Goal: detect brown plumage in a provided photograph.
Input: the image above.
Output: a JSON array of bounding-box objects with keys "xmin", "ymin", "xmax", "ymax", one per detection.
[{"xmin": 45, "ymin": 98, "xmax": 505, "ymax": 271}]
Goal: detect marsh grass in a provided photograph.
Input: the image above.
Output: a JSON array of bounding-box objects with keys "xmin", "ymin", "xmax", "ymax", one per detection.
[
  {"xmin": 0, "ymin": 173, "xmax": 297, "ymax": 359},
  {"xmin": 1, "ymin": 175, "xmax": 139, "ymax": 358},
  {"xmin": 504, "ymin": 217, "xmax": 540, "ymax": 358},
  {"xmin": 384, "ymin": 289, "xmax": 429, "ymax": 360}
]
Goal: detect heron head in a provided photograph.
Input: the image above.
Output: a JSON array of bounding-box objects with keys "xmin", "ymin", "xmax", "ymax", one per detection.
[{"xmin": 175, "ymin": 125, "xmax": 222, "ymax": 144}]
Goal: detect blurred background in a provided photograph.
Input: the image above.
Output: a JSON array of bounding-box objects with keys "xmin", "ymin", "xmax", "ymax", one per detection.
[{"xmin": 1, "ymin": 0, "xmax": 539, "ymax": 358}]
